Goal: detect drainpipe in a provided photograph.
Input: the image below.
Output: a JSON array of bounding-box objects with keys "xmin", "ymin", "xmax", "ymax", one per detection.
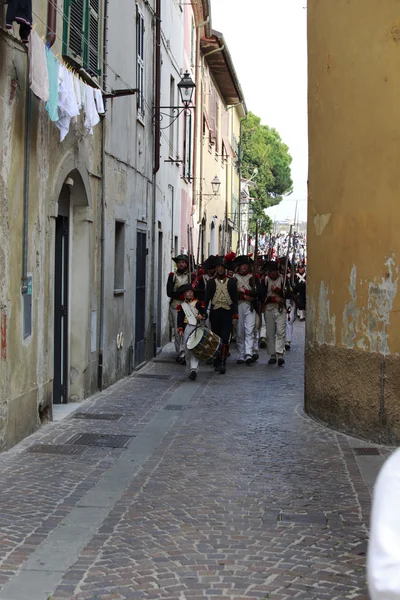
[
  {"xmin": 153, "ymin": 0, "xmax": 161, "ymax": 175},
  {"xmin": 46, "ymin": 0, "xmax": 57, "ymax": 47},
  {"xmin": 21, "ymin": 78, "xmax": 32, "ymax": 296},
  {"xmin": 98, "ymin": 0, "xmax": 109, "ymax": 390},
  {"xmin": 150, "ymin": 0, "xmax": 161, "ymax": 358},
  {"xmin": 202, "ymin": 45, "xmax": 224, "ymax": 60},
  {"xmin": 169, "ymin": 184, "xmax": 174, "ymax": 255}
]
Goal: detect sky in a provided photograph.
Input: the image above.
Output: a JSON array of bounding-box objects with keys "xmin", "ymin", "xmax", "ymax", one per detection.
[{"xmin": 211, "ymin": 0, "xmax": 308, "ymax": 222}]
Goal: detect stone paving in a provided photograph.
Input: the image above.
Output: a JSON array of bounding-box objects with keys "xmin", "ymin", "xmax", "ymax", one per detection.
[{"xmin": 0, "ymin": 323, "xmax": 392, "ymax": 600}]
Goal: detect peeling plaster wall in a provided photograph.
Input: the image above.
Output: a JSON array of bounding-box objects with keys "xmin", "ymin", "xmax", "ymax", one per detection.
[{"xmin": 307, "ymin": 0, "xmax": 400, "ymax": 443}]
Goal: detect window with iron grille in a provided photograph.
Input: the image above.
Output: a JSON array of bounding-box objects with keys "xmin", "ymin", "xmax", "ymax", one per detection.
[
  {"xmin": 136, "ymin": 5, "xmax": 145, "ymax": 118},
  {"xmin": 63, "ymin": 0, "xmax": 101, "ymax": 76}
]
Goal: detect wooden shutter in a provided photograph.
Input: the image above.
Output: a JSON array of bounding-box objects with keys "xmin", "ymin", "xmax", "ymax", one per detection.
[
  {"xmin": 183, "ymin": 111, "xmax": 192, "ymax": 181},
  {"xmin": 209, "ymin": 85, "xmax": 216, "ymax": 143},
  {"xmin": 136, "ymin": 5, "xmax": 145, "ymax": 116},
  {"xmin": 88, "ymin": 0, "xmax": 100, "ymax": 75},
  {"xmin": 63, "ymin": 0, "xmax": 84, "ymax": 65},
  {"xmin": 215, "ymin": 97, "xmax": 219, "ymax": 151}
]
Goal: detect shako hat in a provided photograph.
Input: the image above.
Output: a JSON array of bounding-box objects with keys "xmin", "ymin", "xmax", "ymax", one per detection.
[{"xmin": 173, "ymin": 254, "xmax": 189, "ymax": 264}]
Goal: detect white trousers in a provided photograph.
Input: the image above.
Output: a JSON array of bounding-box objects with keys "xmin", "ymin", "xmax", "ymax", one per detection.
[
  {"xmin": 170, "ymin": 306, "xmax": 185, "ymax": 356},
  {"xmin": 237, "ymin": 302, "xmax": 256, "ymax": 360},
  {"xmin": 184, "ymin": 324, "xmax": 200, "ymax": 372},
  {"xmin": 260, "ymin": 313, "xmax": 267, "ymax": 339},
  {"xmin": 286, "ymin": 300, "xmax": 296, "ymax": 343},
  {"xmin": 265, "ymin": 305, "xmax": 286, "ymax": 356}
]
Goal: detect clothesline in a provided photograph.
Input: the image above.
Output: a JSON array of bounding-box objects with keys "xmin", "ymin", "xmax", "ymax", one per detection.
[{"xmin": 29, "ymin": 29, "xmax": 104, "ymax": 142}]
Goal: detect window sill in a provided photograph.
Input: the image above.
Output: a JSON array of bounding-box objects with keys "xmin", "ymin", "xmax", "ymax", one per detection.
[
  {"xmin": 137, "ymin": 114, "xmax": 145, "ymax": 127},
  {"xmin": 114, "ymin": 289, "xmax": 126, "ymax": 296}
]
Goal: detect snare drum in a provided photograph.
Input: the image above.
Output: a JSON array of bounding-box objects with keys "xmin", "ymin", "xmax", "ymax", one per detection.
[{"xmin": 186, "ymin": 327, "xmax": 222, "ymax": 361}]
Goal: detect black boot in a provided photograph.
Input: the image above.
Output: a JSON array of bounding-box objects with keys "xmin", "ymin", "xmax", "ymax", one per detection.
[{"xmin": 219, "ymin": 344, "xmax": 229, "ymax": 375}]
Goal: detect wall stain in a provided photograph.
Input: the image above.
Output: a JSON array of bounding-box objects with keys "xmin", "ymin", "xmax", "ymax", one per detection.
[
  {"xmin": 341, "ymin": 257, "xmax": 398, "ymax": 355},
  {"xmin": 314, "ymin": 213, "xmax": 331, "ymax": 236},
  {"xmin": 316, "ymin": 281, "xmax": 336, "ymax": 345}
]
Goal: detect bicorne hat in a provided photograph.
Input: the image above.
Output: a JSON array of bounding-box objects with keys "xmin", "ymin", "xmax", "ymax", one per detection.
[{"xmin": 173, "ymin": 254, "xmax": 189, "ymax": 264}]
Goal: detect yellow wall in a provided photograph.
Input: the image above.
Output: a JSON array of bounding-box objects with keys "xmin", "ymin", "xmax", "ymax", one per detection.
[{"xmin": 307, "ymin": 0, "xmax": 400, "ymax": 442}]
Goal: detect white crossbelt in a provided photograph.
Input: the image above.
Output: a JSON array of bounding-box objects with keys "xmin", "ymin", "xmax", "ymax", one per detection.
[{"xmin": 182, "ymin": 301, "xmax": 199, "ymax": 326}]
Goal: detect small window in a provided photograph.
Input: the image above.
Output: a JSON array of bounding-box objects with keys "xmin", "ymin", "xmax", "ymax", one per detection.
[
  {"xmin": 136, "ymin": 5, "xmax": 145, "ymax": 118},
  {"xmin": 114, "ymin": 221, "xmax": 125, "ymax": 291}
]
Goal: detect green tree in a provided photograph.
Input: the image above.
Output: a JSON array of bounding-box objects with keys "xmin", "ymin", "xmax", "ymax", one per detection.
[{"xmin": 241, "ymin": 112, "xmax": 293, "ymax": 235}]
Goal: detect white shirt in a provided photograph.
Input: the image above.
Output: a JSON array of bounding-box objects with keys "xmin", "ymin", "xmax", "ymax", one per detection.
[{"xmin": 368, "ymin": 448, "xmax": 400, "ymax": 599}]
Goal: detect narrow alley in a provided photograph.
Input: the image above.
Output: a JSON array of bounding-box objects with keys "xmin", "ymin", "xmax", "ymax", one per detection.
[{"xmin": 0, "ymin": 324, "xmax": 385, "ymax": 600}]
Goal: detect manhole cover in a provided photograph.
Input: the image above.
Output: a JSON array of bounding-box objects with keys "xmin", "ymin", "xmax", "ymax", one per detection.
[
  {"xmin": 67, "ymin": 433, "xmax": 132, "ymax": 448},
  {"xmin": 135, "ymin": 374, "xmax": 171, "ymax": 380},
  {"xmin": 164, "ymin": 405, "xmax": 184, "ymax": 411},
  {"xmin": 353, "ymin": 447, "xmax": 380, "ymax": 456},
  {"xmin": 27, "ymin": 444, "xmax": 86, "ymax": 456},
  {"xmin": 73, "ymin": 413, "xmax": 122, "ymax": 421}
]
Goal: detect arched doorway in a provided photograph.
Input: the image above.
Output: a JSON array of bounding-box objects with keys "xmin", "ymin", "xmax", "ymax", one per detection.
[{"xmin": 53, "ymin": 170, "xmax": 92, "ymax": 404}]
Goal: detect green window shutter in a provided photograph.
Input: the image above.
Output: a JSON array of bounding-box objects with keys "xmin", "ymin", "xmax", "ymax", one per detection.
[
  {"xmin": 86, "ymin": 0, "xmax": 100, "ymax": 75},
  {"xmin": 63, "ymin": 0, "xmax": 85, "ymax": 66}
]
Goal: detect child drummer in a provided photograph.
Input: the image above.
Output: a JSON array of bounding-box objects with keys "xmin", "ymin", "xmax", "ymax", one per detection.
[{"xmin": 176, "ymin": 283, "xmax": 207, "ymax": 380}]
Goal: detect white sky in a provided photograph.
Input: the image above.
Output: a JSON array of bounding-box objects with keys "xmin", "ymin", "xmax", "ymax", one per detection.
[{"xmin": 211, "ymin": 0, "xmax": 308, "ymax": 222}]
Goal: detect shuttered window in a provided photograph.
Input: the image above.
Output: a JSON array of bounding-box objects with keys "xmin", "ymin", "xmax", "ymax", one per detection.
[
  {"xmin": 183, "ymin": 111, "xmax": 192, "ymax": 181},
  {"xmin": 63, "ymin": 0, "xmax": 101, "ymax": 76},
  {"xmin": 136, "ymin": 5, "xmax": 145, "ymax": 118}
]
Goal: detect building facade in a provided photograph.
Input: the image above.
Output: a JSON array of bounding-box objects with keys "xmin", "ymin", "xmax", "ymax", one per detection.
[
  {"xmin": 194, "ymin": 29, "xmax": 246, "ymax": 262},
  {"xmin": 307, "ymin": 0, "xmax": 400, "ymax": 443},
  {"xmin": 0, "ymin": 0, "xmax": 245, "ymax": 449}
]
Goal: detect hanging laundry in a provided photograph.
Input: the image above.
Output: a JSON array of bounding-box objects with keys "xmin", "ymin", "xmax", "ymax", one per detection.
[
  {"xmin": 45, "ymin": 49, "xmax": 59, "ymax": 122},
  {"xmin": 94, "ymin": 89, "xmax": 105, "ymax": 116},
  {"xmin": 28, "ymin": 31, "xmax": 49, "ymax": 102},
  {"xmin": 73, "ymin": 76, "xmax": 83, "ymax": 111},
  {"xmin": 80, "ymin": 80, "xmax": 86, "ymax": 110},
  {"xmin": 6, "ymin": 0, "xmax": 33, "ymax": 44},
  {"xmin": 56, "ymin": 65, "xmax": 80, "ymax": 142},
  {"xmin": 84, "ymin": 86, "xmax": 100, "ymax": 134}
]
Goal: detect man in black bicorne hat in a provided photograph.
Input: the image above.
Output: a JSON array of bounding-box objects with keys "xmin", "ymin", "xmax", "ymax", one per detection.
[
  {"xmin": 192, "ymin": 255, "xmax": 217, "ymax": 303},
  {"xmin": 166, "ymin": 254, "xmax": 192, "ymax": 364},
  {"xmin": 233, "ymin": 255, "xmax": 261, "ymax": 365},
  {"xmin": 205, "ymin": 255, "xmax": 238, "ymax": 375},
  {"xmin": 261, "ymin": 261, "xmax": 290, "ymax": 367}
]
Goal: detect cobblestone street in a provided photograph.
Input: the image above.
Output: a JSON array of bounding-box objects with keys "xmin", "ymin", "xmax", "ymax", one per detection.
[{"xmin": 0, "ymin": 324, "xmax": 391, "ymax": 600}]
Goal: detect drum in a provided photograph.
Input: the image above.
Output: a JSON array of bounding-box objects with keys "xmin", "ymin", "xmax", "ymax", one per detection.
[{"xmin": 186, "ymin": 327, "xmax": 222, "ymax": 361}]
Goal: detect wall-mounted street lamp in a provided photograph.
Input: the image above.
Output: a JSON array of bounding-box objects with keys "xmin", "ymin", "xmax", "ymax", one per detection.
[
  {"xmin": 154, "ymin": 71, "xmax": 196, "ymax": 130},
  {"xmin": 177, "ymin": 71, "xmax": 196, "ymax": 107},
  {"xmin": 211, "ymin": 175, "xmax": 221, "ymax": 195},
  {"xmin": 202, "ymin": 176, "xmax": 221, "ymax": 202}
]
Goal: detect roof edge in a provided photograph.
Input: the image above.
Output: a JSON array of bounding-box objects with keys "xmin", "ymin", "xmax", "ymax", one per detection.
[{"xmin": 210, "ymin": 29, "xmax": 247, "ymax": 114}]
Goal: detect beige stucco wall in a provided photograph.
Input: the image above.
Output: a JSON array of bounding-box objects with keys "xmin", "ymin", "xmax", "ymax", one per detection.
[
  {"xmin": 307, "ymin": 0, "xmax": 400, "ymax": 443},
  {"xmin": 0, "ymin": 16, "xmax": 101, "ymax": 448}
]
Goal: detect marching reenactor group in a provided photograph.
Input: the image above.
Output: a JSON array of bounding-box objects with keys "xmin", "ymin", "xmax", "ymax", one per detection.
[{"xmin": 167, "ymin": 251, "xmax": 307, "ymax": 381}]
